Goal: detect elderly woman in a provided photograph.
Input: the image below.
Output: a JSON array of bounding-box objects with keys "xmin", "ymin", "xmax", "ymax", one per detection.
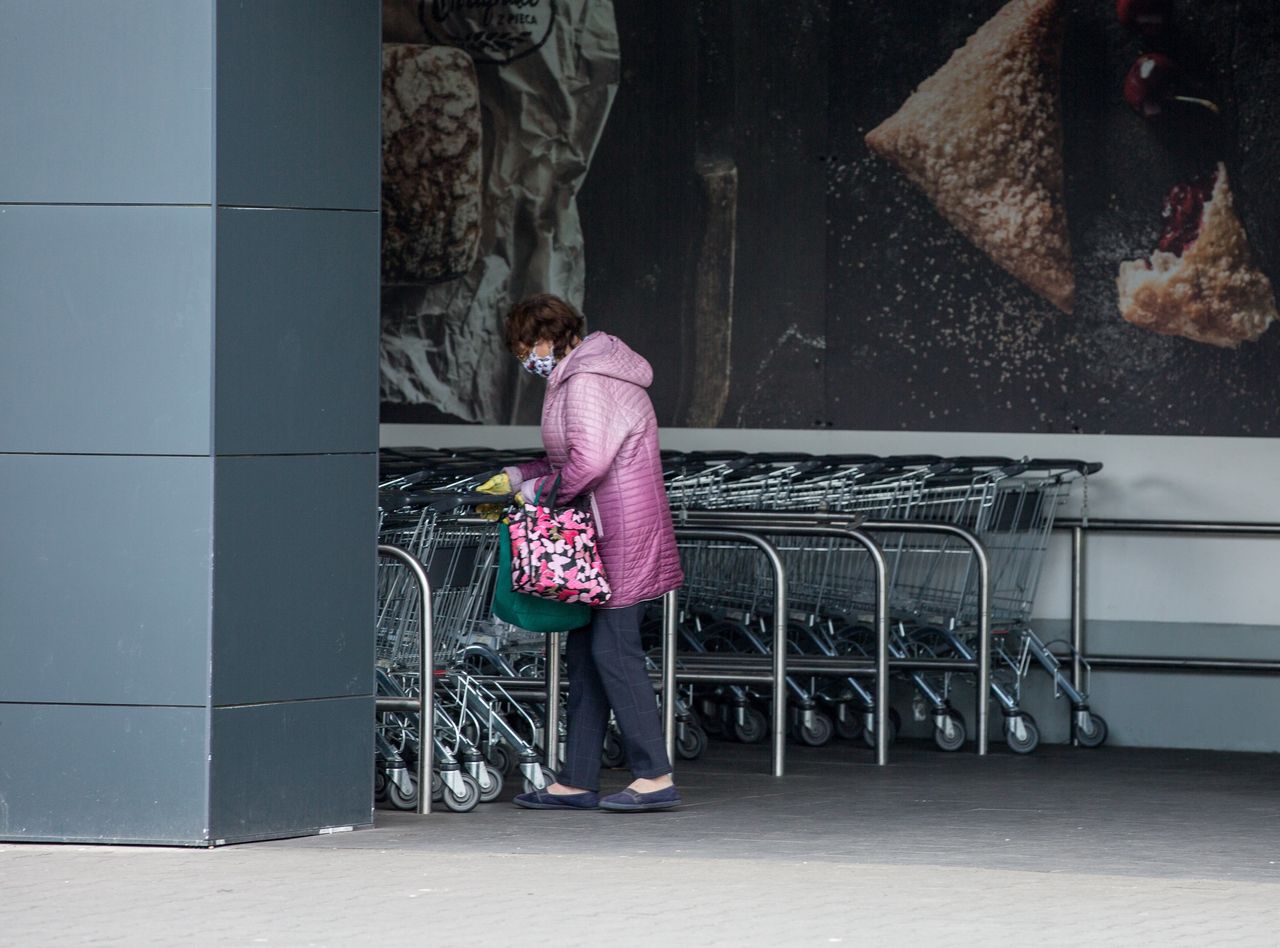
[{"xmin": 500, "ymin": 293, "xmax": 685, "ymax": 813}]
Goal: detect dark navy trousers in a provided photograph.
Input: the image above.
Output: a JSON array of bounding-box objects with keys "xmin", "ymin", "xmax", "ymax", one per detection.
[{"xmin": 558, "ymin": 603, "xmax": 672, "ymax": 791}]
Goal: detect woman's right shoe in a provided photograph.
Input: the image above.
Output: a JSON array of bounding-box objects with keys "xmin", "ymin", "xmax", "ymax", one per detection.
[
  {"xmin": 598, "ymin": 786, "xmax": 682, "ymax": 812},
  {"xmin": 513, "ymin": 787, "xmax": 600, "ymax": 810}
]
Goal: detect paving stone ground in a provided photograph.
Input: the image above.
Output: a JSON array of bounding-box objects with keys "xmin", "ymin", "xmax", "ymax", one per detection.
[{"xmin": 3, "ymin": 742, "xmax": 1278, "ymax": 946}]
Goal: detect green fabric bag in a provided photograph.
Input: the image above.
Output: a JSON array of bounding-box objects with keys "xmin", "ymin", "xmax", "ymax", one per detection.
[{"xmin": 492, "ymin": 521, "xmax": 592, "ymax": 632}]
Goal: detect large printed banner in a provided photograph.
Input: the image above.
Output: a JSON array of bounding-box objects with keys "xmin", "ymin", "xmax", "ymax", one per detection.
[{"xmin": 380, "ymin": 0, "xmax": 1280, "ymax": 436}]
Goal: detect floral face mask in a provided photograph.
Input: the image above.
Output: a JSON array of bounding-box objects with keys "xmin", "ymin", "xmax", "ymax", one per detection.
[{"xmin": 520, "ymin": 349, "xmax": 556, "ymax": 379}]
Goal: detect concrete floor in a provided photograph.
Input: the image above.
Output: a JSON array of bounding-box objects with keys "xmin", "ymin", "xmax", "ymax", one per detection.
[{"xmin": 4, "ymin": 739, "xmax": 1280, "ymax": 946}]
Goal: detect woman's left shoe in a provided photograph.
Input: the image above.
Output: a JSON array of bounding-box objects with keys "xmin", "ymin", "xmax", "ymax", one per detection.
[
  {"xmin": 598, "ymin": 786, "xmax": 682, "ymax": 812},
  {"xmin": 513, "ymin": 787, "xmax": 599, "ymax": 810}
]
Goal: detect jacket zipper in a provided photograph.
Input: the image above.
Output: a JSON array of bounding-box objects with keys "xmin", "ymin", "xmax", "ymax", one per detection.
[{"xmin": 589, "ymin": 490, "xmax": 604, "ymax": 536}]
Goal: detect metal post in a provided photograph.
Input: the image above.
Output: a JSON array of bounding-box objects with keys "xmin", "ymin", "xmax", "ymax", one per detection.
[
  {"xmin": 770, "ymin": 566, "xmax": 787, "ymax": 778},
  {"xmin": 662, "ymin": 589, "xmax": 679, "ymax": 770},
  {"xmin": 856, "ymin": 528, "xmax": 890, "ymax": 767},
  {"xmin": 545, "ymin": 630, "xmax": 562, "ymax": 772},
  {"xmin": 376, "ymin": 544, "xmax": 434, "ymax": 816},
  {"xmin": 1070, "ymin": 525, "xmax": 1085, "ymax": 747},
  {"xmin": 973, "ymin": 534, "xmax": 991, "ymax": 757}
]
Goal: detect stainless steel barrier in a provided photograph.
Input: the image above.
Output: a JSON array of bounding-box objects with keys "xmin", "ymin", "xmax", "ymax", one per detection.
[
  {"xmin": 670, "ymin": 528, "xmax": 790, "ymax": 776},
  {"xmin": 1057, "ymin": 518, "xmax": 1280, "ymax": 744},
  {"xmin": 676, "ymin": 520, "xmax": 892, "ymax": 766},
  {"xmin": 375, "ymin": 544, "xmax": 434, "ymax": 816}
]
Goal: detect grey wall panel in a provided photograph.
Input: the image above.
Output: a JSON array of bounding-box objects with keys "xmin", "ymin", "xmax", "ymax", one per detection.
[
  {"xmin": 215, "ymin": 0, "xmax": 380, "ymax": 211},
  {"xmin": 0, "ymin": 703, "xmax": 208, "ymax": 845},
  {"xmin": 0, "ymin": 205, "xmax": 213, "ymax": 455},
  {"xmin": 208, "ymin": 696, "xmax": 373, "ymax": 843},
  {"xmin": 0, "ymin": 455, "xmax": 213, "ymax": 707},
  {"xmin": 212, "ymin": 454, "xmax": 376, "ymax": 706},
  {"xmin": 0, "ymin": 0, "xmax": 212, "ymax": 204},
  {"xmin": 213, "ymin": 208, "xmax": 378, "ymax": 455}
]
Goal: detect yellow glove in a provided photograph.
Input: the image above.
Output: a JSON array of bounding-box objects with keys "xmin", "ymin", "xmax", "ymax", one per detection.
[
  {"xmin": 475, "ymin": 471, "xmax": 513, "ymax": 521},
  {"xmin": 476, "ymin": 471, "xmax": 512, "ymax": 495}
]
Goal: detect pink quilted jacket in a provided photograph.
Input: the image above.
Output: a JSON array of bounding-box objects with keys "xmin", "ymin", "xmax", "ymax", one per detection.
[{"xmin": 507, "ymin": 332, "xmax": 684, "ymax": 608}]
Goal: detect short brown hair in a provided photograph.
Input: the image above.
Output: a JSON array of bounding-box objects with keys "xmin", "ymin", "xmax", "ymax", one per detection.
[{"xmin": 504, "ymin": 294, "xmax": 585, "ymax": 358}]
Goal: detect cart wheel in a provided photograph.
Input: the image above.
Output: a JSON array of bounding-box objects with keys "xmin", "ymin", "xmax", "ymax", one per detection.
[
  {"xmin": 485, "ymin": 743, "xmax": 513, "ymax": 776},
  {"xmin": 1005, "ymin": 714, "xmax": 1040, "ymax": 754},
  {"xmin": 793, "ymin": 711, "xmax": 834, "ymax": 747},
  {"xmin": 1076, "ymin": 712, "xmax": 1108, "ymax": 748},
  {"xmin": 386, "ymin": 776, "xmax": 419, "ymax": 811},
  {"xmin": 521, "ymin": 767, "xmax": 557, "ymax": 795},
  {"xmin": 676, "ymin": 725, "xmax": 708, "ymax": 760},
  {"xmin": 373, "ymin": 768, "xmax": 388, "ymax": 804},
  {"xmin": 601, "ymin": 729, "xmax": 626, "ymax": 769},
  {"xmin": 862, "ymin": 707, "xmax": 901, "ymax": 749},
  {"xmin": 443, "ymin": 773, "xmax": 481, "ymax": 813},
  {"xmin": 431, "ymin": 772, "xmax": 443, "ymax": 803},
  {"xmin": 733, "ymin": 707, "xmax": 767, "ymax": 744},
  {"xmin": 933, "ymin": 709, "xmax": 967, "ymax": 752},
  {"xmin": 477, "ymin": 764, "xmax": 504, "ymax": 804},
  {"xmin": 835, "ymin": 710, "xmax": 864, "ymax": 741}
]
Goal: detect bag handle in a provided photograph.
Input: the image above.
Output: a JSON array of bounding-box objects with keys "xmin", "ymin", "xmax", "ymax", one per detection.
[{"xmin": 531, "ymin": 472, "xmax": 562, "ymax": 508}]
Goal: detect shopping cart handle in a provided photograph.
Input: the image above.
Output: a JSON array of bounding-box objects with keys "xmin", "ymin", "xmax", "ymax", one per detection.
[
  {"xmin": 947, "ymin": 455, "xmax": 1017, "ymax": 468},
  {"xmin": 845, "ymin": 459, "xmax": 888, "ymax": 476},
  {"xmin": 385, "ymin": 489, "xmax": 512, "ymax": 512},
  {"xmin": 750, "ymin": 451, "xmax": 816, "ymax": 464},
  {"xmin": 684, "ymin": 450, "xmax": 752, "ymax": 465},
  {"xmin": 818, "ymin": 453, "xmax": 882, "ymax": 465},
  {"xmin": 882, "ymin": 454, "xmax": 945, "ymax": 467},
  {"xmin": 792, "ymin": 458, "xmax": 829, "ymax": 474},
  {"xmin": 1025, "ymin": 458, "xmax": 1104, "ymax": 475}
]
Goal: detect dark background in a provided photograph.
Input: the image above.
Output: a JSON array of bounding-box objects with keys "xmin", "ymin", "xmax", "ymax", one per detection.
[{"xmin": 568, "ymin": 0, "xmax": 1280, "ymax": 435}]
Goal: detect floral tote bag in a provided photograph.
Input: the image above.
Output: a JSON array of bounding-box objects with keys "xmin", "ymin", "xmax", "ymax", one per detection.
[{"xmin": 507, "ymin": 476, "xmax": 611, "ymax": 606}]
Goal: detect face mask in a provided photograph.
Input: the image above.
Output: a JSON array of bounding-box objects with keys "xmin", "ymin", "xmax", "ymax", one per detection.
[{"xmin": 521, "ymin": 349, "xmax": 556, "ymax": 379}]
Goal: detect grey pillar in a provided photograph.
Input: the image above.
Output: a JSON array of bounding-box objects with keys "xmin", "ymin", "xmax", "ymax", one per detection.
[{"xmin": 0, "ymin": 1, "xmax": 380, "ymax": 845}]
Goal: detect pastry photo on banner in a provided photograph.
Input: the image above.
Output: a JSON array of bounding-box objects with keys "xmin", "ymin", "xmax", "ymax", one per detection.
[{"xmin": 833, "ymin": 0, "xmax": 1279, "ymax": 434}]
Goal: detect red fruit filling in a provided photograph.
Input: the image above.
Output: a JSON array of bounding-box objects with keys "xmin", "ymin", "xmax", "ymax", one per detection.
[
  {"xmin": 1123, "ymin": 53, "xmax": 1176, "ymax": 118},
  {"xmin": 1155, "ymin": 174, "xmax": 1214, "ymax": 256}
]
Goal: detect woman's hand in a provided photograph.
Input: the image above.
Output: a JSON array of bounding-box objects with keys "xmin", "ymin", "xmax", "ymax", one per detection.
[
  {"xmin": 475, "ymin": 471, "xmax": 514, "ymax": 520},
  {"xmin": 476, "ymin": 471, "xmax": 512, "ymax": 495}
]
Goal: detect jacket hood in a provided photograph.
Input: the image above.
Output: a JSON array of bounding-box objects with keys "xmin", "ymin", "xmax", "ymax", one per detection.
[{"xmin": 550, "ymin": 332, "xmax": 653, "ymax": 389}]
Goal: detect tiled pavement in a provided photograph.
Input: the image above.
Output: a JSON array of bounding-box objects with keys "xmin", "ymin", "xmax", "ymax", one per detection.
[{"xmin": 3, "ymin": 741, "xmax": 1279, "ymax": 946}]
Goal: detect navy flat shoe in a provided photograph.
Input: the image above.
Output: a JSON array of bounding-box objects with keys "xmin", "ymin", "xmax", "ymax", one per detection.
[
  {"xmin": 513, "ymin": 787, "xmax": 599, "ymax": 810},
  {"xmin": 598, "ymin": 786, "xmax": 682, "ymax": 812}
]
